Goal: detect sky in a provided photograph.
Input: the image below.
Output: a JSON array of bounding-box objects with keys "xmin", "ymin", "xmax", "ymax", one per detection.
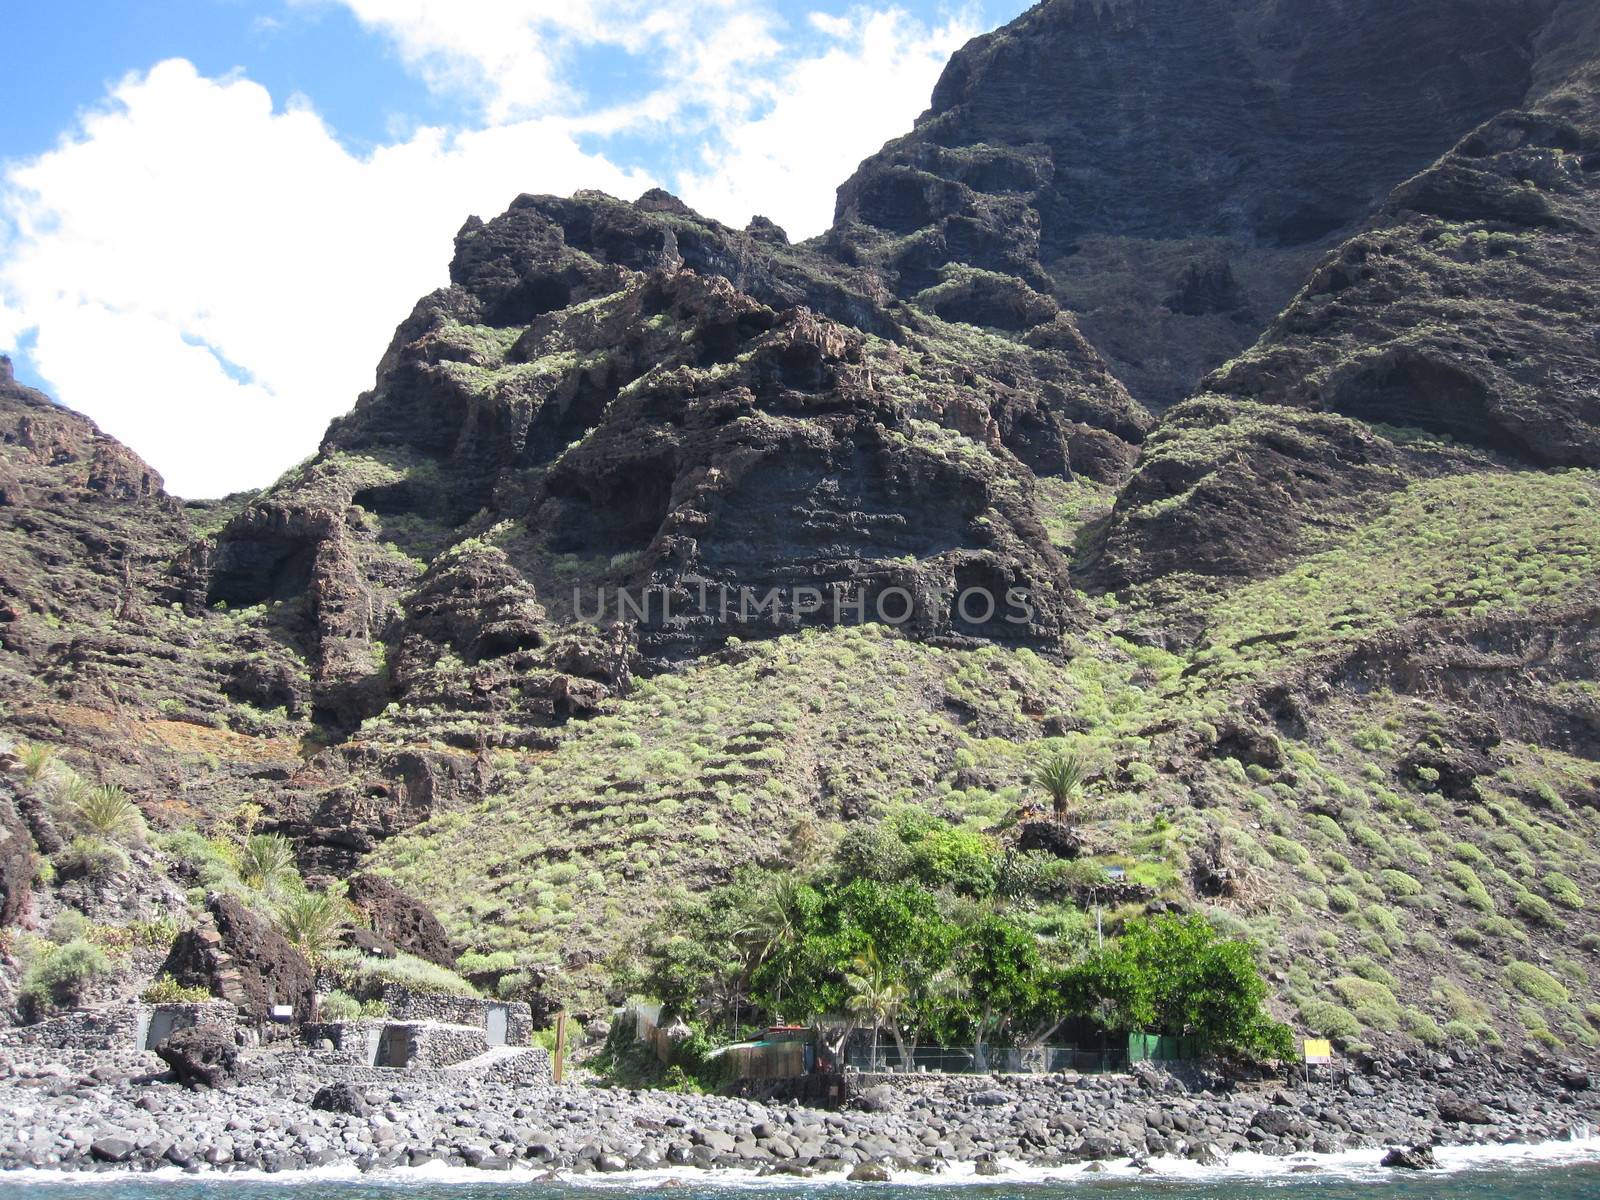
[{"xmin": 0, "ymin": 0, "xmax": 1031, "ymax": 498}]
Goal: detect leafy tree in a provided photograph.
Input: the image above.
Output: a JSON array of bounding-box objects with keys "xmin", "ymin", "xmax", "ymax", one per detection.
[
  {"xmin": 750, "ymin": 877, "xmax": 959, "ymax": 1060},
  {"xmin": 1062, "ymin": 914, "xmax": 1293, "ymax": 1062},
  {"xmin": 641, "ymin": 883, "xmax": 761, "ymax": 1028},
  {"xmin": 744, "ymin": 875, "xmax": 804, "ymax": 1018},
  {"xmin": 831, "ymin": 823, "xmax": 913, "ymax": 884},
  {"xmin": 960, "ymin": 914, "xmax": 1060, "ymax": 1066},
  {"xmin": 1035, "ymin": 753, "xmax": 1086, "ymax": 822},
  {"xmin": 896, "ymin": 812, "xmax": 999, "ymax": 898}
]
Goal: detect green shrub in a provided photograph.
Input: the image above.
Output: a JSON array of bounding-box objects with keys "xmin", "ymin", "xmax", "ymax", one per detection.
[
  {"xmin": 47, "ymin": 909, "xmax": 91, "ymax": 945},
  {"xmin": 1545, "ymin": 873, "xmax": 1583, "ymax": 910},
  {"xmin": 1442, "ymin": 1019, "xmax": 1479, "ymax": 1044},
  {"xmin": 273, "ymin": 891, "xmax": 350, "ymax": 962},
  {"xmin": 22, "ymin": 940, "xmax": 110, "ymax": 1007},
  {"xmin": 1331, "ymin": 976, "xmax": 1402, "ymax": 1030},
  {"xmin": 1445, "ymin": 862, "xmax": 1495, "ymax": 913},
  {"xmin": 1378, "ymin": 869, "xmax": 1423, "ymax": 899},
  {"xmin": 1267, "ymin": 836, "xmax": 1311, "ymax": 867},
  {"xmin": 318, "ymin": 990, "xmax": 362, "ymax": 1022},
  {"xmin": 18, "ymin": 742, "xmax": 56, "ymax": 781},
  {"xmin": 141, "ymin": 975, "xmax": 212, "ymax": 1003},
  {"xmin": 238, "ymin": 834, "xmax": 299, "ymax": 895},
  {"xmin": 334, "ymin": 951, "xmax": 478, "ymax": 999},
  {"xmin": 1514, "ymin": 889, "xmax": 1560, "ymax": 927},
  {"xmin": 1505, "ymin": 961, "xmax": 1569, "ymax": 1006},
  {"xmin": 457, "ymin": 950, "xmax": 518, "ymax": 975},
  {"xmin": 55, "ymin": 836, "xmax": 128, "ymax": 880},
  {"xmin": 1402, "ymin": 1008, "xmax": 1446, "ymax": 1046},
  {"xmin": 75, "ymin": 784, "xmax": 143, "ymax": 841},
  {"xmin": 1298, "ymin": 1000, "xmax": 1361, "ymax": 1041},
  {"xmin": 1347, "ymin": 957, "xmax": 1398, "ymax": 989},
  {"xmin": 1327, "ymin": 886, "xmax": 1360, "ymax": 914},
  {"xmin": 159, "ymin": 829, "xmax": 240, "ymax": 891}
]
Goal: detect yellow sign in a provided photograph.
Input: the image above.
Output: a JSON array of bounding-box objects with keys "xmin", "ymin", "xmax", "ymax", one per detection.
[{"xmin": 1304, "ymin": 1038, "xmax": 1333, "ymax": 1064}]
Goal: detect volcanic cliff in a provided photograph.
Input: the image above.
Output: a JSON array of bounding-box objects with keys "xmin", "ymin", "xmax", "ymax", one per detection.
[{"xmin": 2, "ymin": 0, "xmax": 1599, "ymax": 1051}]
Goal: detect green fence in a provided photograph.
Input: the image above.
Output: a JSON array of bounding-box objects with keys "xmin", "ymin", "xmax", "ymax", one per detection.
[{"xmin": 1126, "ymin": 1033, "xmax": 1200, "ymax": 1063}]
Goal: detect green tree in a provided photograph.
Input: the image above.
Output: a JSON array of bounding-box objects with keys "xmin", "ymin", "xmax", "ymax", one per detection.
[
  {"xmin": 641, "ymin": 883, "xmax": 761, "ymax": 1030},
  {"xmin": 750, "ymin": 878, "xmax": 959, "ymax": 1062},
  {"xmin": 896, "ymin": 811, "xmax": 1000, "ymax": 898},
  {"xmin": 1035, "ymin": 753, "xmax": 1086, "ymax": 822},
  {"xmin": 961, "ymin": 915, "xmax": 1057, "ymax": 1067},
  {"xmin": 1063, "ymin": 914, "xmax": 1293, "ymax": 1062}
]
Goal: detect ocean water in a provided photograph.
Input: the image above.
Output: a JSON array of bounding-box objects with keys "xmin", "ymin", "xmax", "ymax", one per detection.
[{"xmin": 2, "ymin": 1139, "xmax": 1599, "ymax": 1200}]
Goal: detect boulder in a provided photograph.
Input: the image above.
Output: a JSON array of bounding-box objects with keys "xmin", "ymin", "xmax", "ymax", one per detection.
[
  {"xmin": 1250, "ymin": 1109, "xmax": 1308, "ymax": 1139},
  {"xmin": 89, "ymin": 1137, "xmax": 136, "ymax": 1163},
  {"xmin": 1437, "ymin": 1095, "xmax": 1494, "ymax": 1125},
  {"xmin": 1557, "ymin": 1067, "xmax": 1592, "ymax": 1092},
  {"xmin": 346, "ymin": 873, "xmax": 457, "ymax": 968},
  {"xmin": 311, "ymin": 1082, "xmax": 371, "ymax": 1117},
  {"xmin": 155, "ymin": 1025, "xmax": 240, "ymax": 1090},
  {"xmin": 160, "ymin": 893, "xmax": 316, "ymax": 1022},
  {"xmin": 854, "ymin": 1085, "xmax": 896, "ymax": 1113},
  {"xmin": 1382, "ymin": 1144, "xmax": 1437, "ymax": 1170},
  {"xmin": 0, "ymin": 791, "xmax": 34, "ymax": 928},
  {"xmin": 1016, "ymin": 821, "xmax": 1083, "ymax": 859},
  {"xmin": 847, "ymin": 1162, "xmax": 891, "ymax": 1182}
]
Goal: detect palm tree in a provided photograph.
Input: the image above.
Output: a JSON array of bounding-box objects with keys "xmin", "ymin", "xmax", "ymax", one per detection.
[
  {"xmin": 745, "ymin": 876, "xmax": 802, "ymax": 1017},
  {"xmin": 1035, "ymin": 752, "xmax": 1086, "ymax": 823},
  {"xmin": 273, "ymin": 891, "xmax": 349, "ymax": 963},
  {"xmin": 75, "ymin": 784, "xmax": 143, "ymax": 842},
  {"xmin": 18, "ymin": 742, "xmax": 56, "ymax": 782},
  {"xmin": 239, "ymin": 833, "xmax": 298, "ymax": 896},
  {"xmin": 845, "ymin": 947, "xmax": 911, "ymax": 1072}
]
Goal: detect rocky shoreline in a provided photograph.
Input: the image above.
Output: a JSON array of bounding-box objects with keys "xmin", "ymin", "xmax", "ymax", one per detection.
[{"xmin": 0, "ymin": 1046, "xmax": 1595, "ymax": 1180}]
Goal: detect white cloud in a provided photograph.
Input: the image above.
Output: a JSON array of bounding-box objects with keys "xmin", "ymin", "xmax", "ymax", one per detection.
[
  {"xmin": 311, "ymin": 0, "xmax": 785, "ymax": 124},
  {"xmin": 0, "ymin": 6, "xmax": 982, "ymax": 496},
  {"xmin": 677, "ymin": 8, "xmax": 979, "ymax": 237},
  {"xmin": 0, "ymin": 59, "xmax": 650, "ymax": 496}
]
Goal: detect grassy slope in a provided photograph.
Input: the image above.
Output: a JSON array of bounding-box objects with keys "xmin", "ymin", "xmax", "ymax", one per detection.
[{"xmin": 370, "ymin": 467, "xmax": 1600, "ymax": 1049}]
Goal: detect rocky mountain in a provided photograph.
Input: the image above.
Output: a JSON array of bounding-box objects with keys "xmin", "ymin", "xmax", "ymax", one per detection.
[{"xmin": 2, "ymin": 0, "xmax": 1599, "ymax": 1057}]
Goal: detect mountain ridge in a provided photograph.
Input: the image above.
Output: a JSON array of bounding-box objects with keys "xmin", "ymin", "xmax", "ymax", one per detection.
[{"xmin": 1, "ymin": 0, "xmax": 1598, "ymax": 1057}]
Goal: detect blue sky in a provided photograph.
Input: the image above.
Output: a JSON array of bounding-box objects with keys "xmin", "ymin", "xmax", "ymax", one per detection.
[{"xmin": 1, "ymin": 1, "xmax": 1030, "ymax": 495}]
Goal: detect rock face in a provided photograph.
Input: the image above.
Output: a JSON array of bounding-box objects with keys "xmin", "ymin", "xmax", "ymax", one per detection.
[
  {"xmin": 346, "ymin": 873, "xmax": 456, "ymax": 968},
  {"xmin": 1210, "ymin": 1, "xmax": 1600, "ymax": 470},
  {"xmin": 1098, "ymin": 0, "xmax": 1600, "ymax": 583},
  {"xmin": 161, "ymin": 894, "xmax": 316, "ymax": 1022},
  {"xmin": 200, "ymin": 183, "xmax": 1149, "ymax": 720},
  {"xmin": 2, "ymin": 0, "xmax": 1600, "ymax": 1053},
  {"xmin": 0, "ymin": 783, "xmax": 34, "ymax": 928},
  {"xmin": 830, "ymin": 0, "xmax": 1558, "ymax": 411}
]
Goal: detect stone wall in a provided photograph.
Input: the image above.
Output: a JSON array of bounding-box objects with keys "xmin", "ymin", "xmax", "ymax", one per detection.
[
  {"xmin": 298, "ymin": 1019, "xmax": 385, "ymax": 1066},
  {"xmin": 341, "ymin": 1045, "xmax": 553, "ymax": 1086},
  {"xmin": 0, "ymin": 1002, "xmax": 143, "ymax": 1051},
  {"xmin": 407, "ymin": 1022, "xmax": 488, "ymax": 1068},
  {"xmin": 0, "ymin": 1000, "xmax": 250, "ymax": 1055},
  {"xmin": 134, "ymin": 1000, "xmax": 238, "ymax": 1052},
  {"xmin": 379, "ymin": 986, "xmax": 533, "ymax": 1045}
]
